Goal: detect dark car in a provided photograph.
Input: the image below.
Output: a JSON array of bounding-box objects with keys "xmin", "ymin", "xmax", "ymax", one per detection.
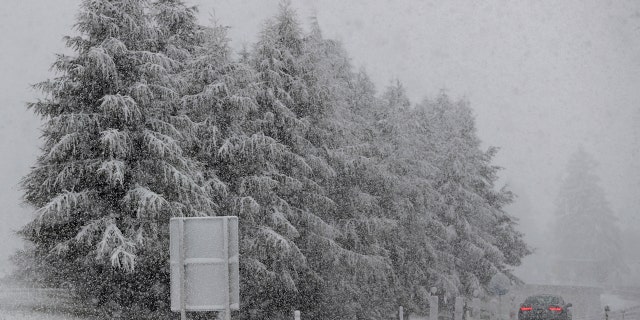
[{"xmin": 518, "ymin": 294, "xmax": 572, "ymax": 320}]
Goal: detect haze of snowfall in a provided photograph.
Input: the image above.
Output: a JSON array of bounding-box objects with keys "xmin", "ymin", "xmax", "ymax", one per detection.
[{"xmin": 13, "ymin": 0, "xmax": 533, "ymax": 319}]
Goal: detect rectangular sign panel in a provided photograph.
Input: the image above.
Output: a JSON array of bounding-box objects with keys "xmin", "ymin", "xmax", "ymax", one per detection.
[{"xmin": 170, "ymin": 216, "xmax": 239, "ymax": 312}]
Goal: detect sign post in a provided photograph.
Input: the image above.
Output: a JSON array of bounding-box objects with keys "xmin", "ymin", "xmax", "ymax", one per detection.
[
  {"xmin": 428, "ymin": 287, "xmax": 438, "ymax": 320},
  {"xmin": 454, "ymin": 297, "xmax": 464, "ymax": 320},
  {"xmin": 170, "ymin": 216, "xmax": 239, "ymax": 319},
  {"xmin": 471, "ymin": 289, "xmax": 481, "ymax": 320},
  {"xmin": 488, "ymin": 273, "xmax": 511, "ymax": 320}
]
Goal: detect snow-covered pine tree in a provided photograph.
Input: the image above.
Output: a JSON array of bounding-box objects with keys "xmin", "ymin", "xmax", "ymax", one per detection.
[
  {"xmin": 552, "ymin": 147, "xmax": 625, "ymax": 285},
  {"xmin": 19, "ymin": 0, "xmax": 212, "ymax": 317},
  {"xmin": 232, "ymin": 4, "xmax": 396, "ymax": 318},
  {"xmin": 415, "ymin": 92, "xmax": 529, "ymax": 298},
  {"xmin": 178, "ymin": 17, "xmax": 305, "ymax": 320},
  {"xmin": 361, "ymin": 81, "xmax": 443, "ymax": 315},
  {"xmin": 202, "ymin": 4, "xmax": 331, "ymax": 318},
  {"xmin": 297, "ymin": 20, "xmax": 400, "ymax": 319}
]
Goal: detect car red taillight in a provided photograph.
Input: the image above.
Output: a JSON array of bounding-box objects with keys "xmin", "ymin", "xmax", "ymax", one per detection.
[
  {"xmin": 549, "ymin": 306, "xmax": 563, "ymax": 312},
  {"xmin": 520, "ymin": 306, "xmax": 532, "ymax": 311}
]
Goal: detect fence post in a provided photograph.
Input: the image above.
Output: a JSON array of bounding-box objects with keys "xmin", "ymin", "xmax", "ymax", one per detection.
[
  {"xmin": 294, "ymin": 310, "xmax": 300, "ymax": 320},
  {"xmin": 455, "ymin": 297, "xmax": 464, "ymax": 320},
  {"xmin": 399, "ymin": 306, "xmax": 404, "ymax": 319},
  {"xmin": 472, "ymin": 290, "xmax": 481, "ymax": 320},
  {"xmin": 429, "ymin": 287, "xmax": 439, "ymax": 320}
]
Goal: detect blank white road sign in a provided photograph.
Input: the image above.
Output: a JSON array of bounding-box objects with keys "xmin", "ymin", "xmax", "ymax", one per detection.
[{"xmin": 170, "ymin": 216, "xmax": 239, "ymax": 312}]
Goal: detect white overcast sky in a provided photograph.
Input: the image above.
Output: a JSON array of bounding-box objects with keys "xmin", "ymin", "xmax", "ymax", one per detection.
[{"xmin": 1, "ymin": 0, "xmax": 639, "ymax": 280}]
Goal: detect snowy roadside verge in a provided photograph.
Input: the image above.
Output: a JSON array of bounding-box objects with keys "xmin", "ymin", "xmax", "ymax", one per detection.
[{"xmin": 0, "ymin": 282, "xmax": 91, "ymax": 320}]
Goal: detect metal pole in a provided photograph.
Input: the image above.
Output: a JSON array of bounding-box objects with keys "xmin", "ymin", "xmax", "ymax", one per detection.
[
  {"xmin": 454, "ymin": 297, "xmax": 464, "ymax": 320},
  {"xmin": 223, "ymin": 218, "xmax": 231, "ymax": 320},
  {"xmin": 179, "ymin": 219, "xmax": 187, "ymax": 320},
  {"xmin": 429, "ymin": 294, "xmax": 439, "ymax": 320},
  {"xmin": 399, "ymin": 306, "xmax": 404, "ymax": 320},
  {"xmin": 472, "ymin": 295, "xmax": 481, "ymax": 320}
]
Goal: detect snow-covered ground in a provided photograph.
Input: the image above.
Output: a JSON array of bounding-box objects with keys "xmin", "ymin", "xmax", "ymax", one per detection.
[
  {"xmin": 0, "ymin": 309, "xmax": 86, "ymax": 320},
  {"xmin": 0, "ymin": 284, "xmax": 89, "ymax": 320},
  {"xmin": 601, "ymin": 293, "xmax": 639, "ymax": 311}
]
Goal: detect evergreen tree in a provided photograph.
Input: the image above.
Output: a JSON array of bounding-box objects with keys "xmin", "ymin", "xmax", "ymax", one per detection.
[
  {"xmin": 19, "ymin": 0, "xmax": 211, "ymax": 317},
  {"xmin": 300, "ymin": 19, "xmax": 399, "ymax": 319},
  {"xmin": 15, "ymin": 1, "xmax": 533, "ymax": 318},
  {"xmin": 237, "ymin": 5, "xmax": 396, "ymax": 318},
  {"xmin": 371, "ymin": 82, "xmax": 442, "ymax": 315},
  {"xmin": 214, "ymin": 4, "xmax": 334, "ymax": 318},
  {"xmin": 418, "ymin": 93, "xmax": 529, "ymax": 296},
  {"xmin": 552, "ymin": 147, "xmax": 625, "ymax": 285}
]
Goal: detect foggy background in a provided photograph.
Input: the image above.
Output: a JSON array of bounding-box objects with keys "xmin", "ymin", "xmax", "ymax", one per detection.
[{"xmin": 1, "ymin": 0, "xmax": 638, "ymax": 284}]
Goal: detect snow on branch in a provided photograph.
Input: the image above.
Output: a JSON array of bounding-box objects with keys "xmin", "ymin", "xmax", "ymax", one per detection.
[
  {"xmin": 302, "ymin": 192, "xmax": 336, "ymax": 212},
  {"xmin": 31, "ymin": 78, "xmax": 80, "ymax": 106},
  {"xmin": 232, "ymin": 196, "xmax": 260, "ymax": 221},
  {"xmin": 143, "ymin": 129, "xmax": 182, "ymax": 158},
  {"xmin": 164, "ymin": 43, "xmax": 190, "ymax": 61},
  {"xmin": 99, "ymin": 94, "xmax": 141, "ymax": 123},
  {"xmin": 280, "ymin": 270, "xmax": 297, "ymax": 292},
  {"xmin": 133, "ymin": 51, "xmax": 180, "ymax": 72},
  {"xmin": 122, "ymin": 185, "xmax": 169, "ymax": 219},
  {"xmin": 305, "ymin": 154, "xmax": 336, "ymax": 179},
  {"xmin": 309, "ymin": 232, "xmax": 392, "ymax": 281},
  {"xmin": 270, "ymin": 99, "xmax": 301, "ymax": 125},
  {"xmin": 205, "ymin": 176, "xmax": 228, "ymax": 197},
  {"xmin": 206, "ymin": 82, "xmax": 228, "ymax": 95},
  {"xmin": 138, "ymin": 63, "xmax": 169, "ymax": 79},
  {"xmin": 35, "ymin": 190, "xmax": 94, "ymax": 227},
  {"xmin": 47, "ymin": 132, "xmax": 81, "ymax": 161},
  {"xmin": 181, "ymin": 90, "xmax": 221, "ymax": 113},
  {"xmin": 269, "ymin": 207, "xmax": 299, "ymax": 238},
  {"xmin": 196, "ymin": 124, "xmax": 221, "ymax": 154},
  {"xmin": 148, "ymin": 83, "xmax": 178, "ymax": 101},
  {"xmin": 27, "ymin": 99, "xmax": 61, "ymax": 118},
  {"xmin": 101, "ymin": 37, "xmax": 127, "ymax": 56},
  {"xmin": 63, "ymin": 35, "xmax": 88, "ymax": 52},
  {"xmin": 459, "ymin": 240, "xmax": 485, "ymax": 264},
  {"xmin": 51, "ymin": 54, "xmax": 78, "ymax": 75},
  {"xmin": 434, "ymin": 273, "xmax": 462, "ymax": 298},
  {"xmin": 27, "ymin": 160, "xmax": 101, "ymax": 194},
  {"xmin": 299, "ymin": 176, "xmax": 325, "ymax": 194},
  {"xmin": 218, "ymin": 133, "xmax": 288, "ymax": 161},
  {"xmin": 269, "ymin": 172, "xmax": 303, "ymax": 193},
  {"xmin": 242, "ymin": 257, "xmax": 277, "ymax": 279},
  {"xmin": 129, "ymin": 82, "xmax": 153, "ymax": 106},
  {"xmin": 348, "ymin": 189, "xmax": 380, "ymax": 212},
  {"xmin": 239, "ymin": 176, "xmax": 279, "ymax": 195},
  {"xmin": 154, "ymin": 163, "xmax": 213, "ymax": 212},
  {"xmin": 254, "ymin": 226, "xmax": 305, "ymax": 265},
  {"xmin": 110, "ymin": 245, "xmax": 136, "ymax": 272},
  {"xmin": 97, "ymin": 159, "xmax": 126, "ymax": 186},
  {"xmin": 99, "ymin": 128, "xmax": 129, "ymax": 157},
  {"xmin": 96, "ymin": 221, "xmax": 137, "ymax": 272},
  {"xmin": 276, "ymin": 153, "xmax": 311, "ymax": 178},
  {"xmin": 342, "ymin": 217, "xmax": 398, "ymax": 235},
  {"xmin": 85, "ymin": 47, "xmax": 118, "ymax": 80},
  {"xmin": 74, "ymin": 218, "xmax": 106, "ymax": 245},
  {"xmin": 228, "ymin": 94, "xmax": 258, "ymax": 113},
  {"xmin": 46, "ymin": 113, "xmax": 101, "ymax": 135},
  {"xmin": 147, "ymin": 118, "xmax": 183, "ymax": 142},
  {"xmin": 299, "ymin": 210, "xmax": 340, "ymax": 239}
]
